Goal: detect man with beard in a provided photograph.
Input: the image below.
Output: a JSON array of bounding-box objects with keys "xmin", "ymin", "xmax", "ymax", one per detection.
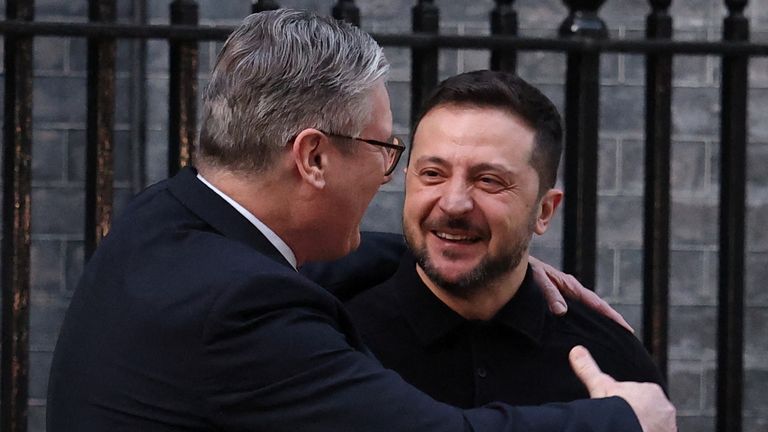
[{"xmin": 346, "ymin": 70, "xmax": 665, "ymax": 408}]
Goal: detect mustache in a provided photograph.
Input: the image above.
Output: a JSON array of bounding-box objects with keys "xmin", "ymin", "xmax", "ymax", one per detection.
[{"xmin": 424, "ymin": 216, "xmax": 483, "ymax": 235}]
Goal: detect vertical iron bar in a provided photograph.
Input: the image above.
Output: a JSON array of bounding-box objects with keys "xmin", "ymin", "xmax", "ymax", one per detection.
[
  {"xmin": 333, "ymin": 0, "xmax": 360, "ymax": 27},
  {"xmin": 559, "ymin": 0, "xmax": 607, "ymax": 289},
  {"xmin": 490, "ymin": 0, "xmax": 518, "ymax": 72},
  {"xmin": 252, "ymin": 0, "xmax": 280, "ymax": 13},
  {"xmin": 168, "ymin": 0, "xmax": 199, "ymax": 176},
  {"xmin": 717, "ymin": 1, "xmax": 748, "ymax": 432},
  {"xmin": 411, "ymin": 0, "xmax": 439, "ymax": 124},
  {"xmin": 1, "ymin": 0, "xmax": 34, "ymax": 431},
  {"xmin": 643, "ymin": 0, "xmax": 673, "ymax": 381},
  {"xmin": 130, "ymin": 0, "xmax": 148, "ymax": 193},
  {"xmin": 85, "ymin": 0, "xmax": 117, "ymax": 259}
]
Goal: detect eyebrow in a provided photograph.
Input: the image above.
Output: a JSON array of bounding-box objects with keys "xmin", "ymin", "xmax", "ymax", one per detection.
[{"xmin": 468, "ymin": 162, "xmax": 517, "ymax": 178}]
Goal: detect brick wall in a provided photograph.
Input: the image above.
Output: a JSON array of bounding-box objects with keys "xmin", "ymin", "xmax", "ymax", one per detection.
[{"xmin": 1, "ymin": 0, "xmax": 766, "ymax": 431}]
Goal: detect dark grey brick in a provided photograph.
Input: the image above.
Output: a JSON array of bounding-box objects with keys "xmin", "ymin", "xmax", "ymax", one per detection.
[
  {"xmin": 619, "ymin": 139, "xmax": 642, "ymax": 193},
  {"xmin": 749, "ymin": 88, "xmax": 768, "ymax": 141},
  {"xmin": 146, "ymin": 129, "xmax": 170, "ymax": 184},
  {"xmin": 600, "ymin": 53, "xmax": 620, "ymax": 84},
  {"xmin": 29, "ymin": 350, "xmax": 53, "ymax": 400},
  {"xmin": 597, "ymin": 195, "xmax": 643, "ymax": 246},
  {"xmin": 744, "ymin": 367, "xmax": 768, "ymax": 415},
  {"xmin": 33, "ymin": 76, "xmax": 87, "ymax": 123},
  {"xmin": 199, "ymin": 0, "xmax": 250, "ymax": 22},
  {"xmin": 745, "ymin": 308, "xmax": 768, "ymax": 360},
  {"xmin": 746, "ymin": 252, "xmax": 768, "ymax": 305},
  {"xmin": 528, "ymin": 244, "xmax": 562, "ymax": 272},
  {"xmin": 670, "ymin": 199, "xmax": 718, "ymax": 247},
  {"xmin": 387, "ymin": 80, "xmax": 411, "ymax": 133},
  {"xmin": 617, "ymin": 248, "xmax": 642, "ymax": 303},
  {"xmin": 359, "ymin": 0, "xmax": 411, "ymax": 23},
  {"xmin": 668, "ymin": 305, "xmax": 717, "ymax": 360},
  {"xmin": 516, "ymin": 0, "xmax": 568, "ymax": 29},
  {"xmin": 67, "ymin": 129, "xmax": 86, "ymax": 182},
  {"xmin": 595, "ymin": 246, "xmax": 615, "ymax": 298},
  {"xmin": 36, "ymin": 0, "xmax": 87, "ymax": 17},
  {"xmin": 146, "ymin": 40, "xmax": 169, "ymax": 75},
  {"xmin": 146, "ymin": 78, "xmax": 170, "ymax": 129},
  {"xmin": 437, "ymin": 0, "xmax": 494, "ymax": 24},
  {"xmin": 114, "ymin": 129, "xmax": 133, "ymax": 184},
  {"xmin": 599, "ymin": 0, "xmax": 647, "ymax": 29},
  {"xmin": 517, "ymin": 52, "xmax": 566, "ymax": 85},
  {"xmin": 32, "ymin": 129, "xmax": 66, "ymax": 182},
  {"xmin": 31, "ymin": 186, "xmax": 85, "ymax": 235},
  {"xmin": 383, "ymin": 47, "xmax": 410, "ymax": 82},
  {"xmin": 28, "ymin": 405, "xmax": 47, "ymax": 432},
  {"xmin": 600, "ymin": 84, "xmax": 644, "ymax": 133},
  {"xmin": 29, "ymin": 296, "xmax": 69, "ymax": 350},
  {"xmin": 65, "ymin": 240, "xmax": 85, "ymax": 297},
  {"xmin": 599, "ymin": 137, "xmax": 619, "ymax": 193},
  {"xmin": 668, "ymin": 362, "xmax": 703, "ymax": 412},
  {"xmin": 747, "ymin": 143, "xmax": 768, "ymax": 195},
  {"xmin": 671, "ymin": 140, "xmax": 708, "ymax": 193},
  {"xmin": 623, "ymin": 54, "xmax": 644, "ymax": 85},
  {"xmin": 669, "ymin": 0, "xmax": 719, "ymax": 29},
  {"xmin": 674, "ymin": 54, "xmax": 711, "ymax": 86},
  {"xmin": 669, "ymin": 249, "xmax": 714, "ymax": 306},
  {"xmin": 748, "ymin": 203, "xmax": 768, "ymax": 252},
  {"xmin": 361, "ymin": 190, "xmax": 403, "ymax": 234},
  {"xmin": 69, "ymin": 37, "xmax": 87, "ymax": 73},
  {"xmin": 438, "ymin": 48, "xmax": 460, "ymax": 81},
  {"xmin": 31, "ymin": 239, "xmax": 63, "ymax": 297},
  {"xmin": 750, "ymin": 57, "xmax": 768, "ymax": 87},
  {"xmin": 676, "ymin": 415, "xmax": 715, "ymax": 432},
  {"xmin": 34, "ymin": 36, "xmax": 66, "ymax": 72},
  {"xmin": 672, "ymin": 87, "xmax": 719, "ymax": 137},
  {"xmin": 115, "ymin": 76, "xmax": 133, "ymax": 125},
  {"xmin": 461, "ymin": 49, "xmax": 490, "ymax": 73},
  {"xmin": 744, "ymin": 416, "xmax": 768, "ymax": 432}
]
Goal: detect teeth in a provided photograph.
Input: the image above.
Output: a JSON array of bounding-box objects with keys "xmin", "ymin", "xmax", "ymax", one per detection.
[{"xmin": 435, "ymin": 232, "xmax": 474, "ymax": 241}]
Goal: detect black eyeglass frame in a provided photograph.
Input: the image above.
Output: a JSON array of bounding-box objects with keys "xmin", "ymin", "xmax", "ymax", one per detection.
[{"xmin": 318, "ymin": 129, "xmax": 406, "ymax": 176}]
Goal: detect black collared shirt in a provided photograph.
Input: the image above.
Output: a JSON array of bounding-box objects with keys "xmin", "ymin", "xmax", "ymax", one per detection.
[{"xmin": 346, "ymin": 251, "xmax": 665, "ymax": 408}]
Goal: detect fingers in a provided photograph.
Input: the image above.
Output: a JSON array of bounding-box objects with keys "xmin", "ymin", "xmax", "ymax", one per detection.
[
  {"xmin": 580, "ymin": 290, "xmax": 635, "ymax": 334},
  {"xmin": 569, "ymin": 345, "xmax": 613, "ymax": 398},
  {"xmin": 530, "ymin": 256, "xmax": 568, "ymax": 315}
]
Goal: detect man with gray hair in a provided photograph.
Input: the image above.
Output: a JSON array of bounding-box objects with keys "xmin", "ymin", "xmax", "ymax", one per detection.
[{"xmin": 48, "ymin": 9, "xmax": 675, "ymax": 432}]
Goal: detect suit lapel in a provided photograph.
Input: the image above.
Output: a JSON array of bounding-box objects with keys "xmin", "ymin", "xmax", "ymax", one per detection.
[{"xmin": 167, "ymin": 166, "xmax": 294, "ymax": 270}]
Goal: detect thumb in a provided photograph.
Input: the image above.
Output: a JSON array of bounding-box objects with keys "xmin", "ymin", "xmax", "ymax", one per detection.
[{"xmin": 569, "ymin": 345, "xmax": 614, "ymax": 398}]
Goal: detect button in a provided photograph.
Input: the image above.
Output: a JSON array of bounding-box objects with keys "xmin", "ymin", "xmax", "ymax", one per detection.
[{"xmin": 476, "ymin": 367, "xmax": 487, "ymax": 378}]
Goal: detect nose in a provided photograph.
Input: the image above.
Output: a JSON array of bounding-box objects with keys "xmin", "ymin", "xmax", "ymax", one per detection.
[{"xmin": 438, "ymin": 179, "xmax": 473, "ymax": 216}]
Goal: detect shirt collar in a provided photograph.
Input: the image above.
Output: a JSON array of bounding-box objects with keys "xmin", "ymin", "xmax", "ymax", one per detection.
[
  {"xmin": 196, "ymin": 173, "xmax": 298, "ymax": 270},
  {"xmin": 392, "ymin": 251, "xmax": 548, "ymax": 347}
]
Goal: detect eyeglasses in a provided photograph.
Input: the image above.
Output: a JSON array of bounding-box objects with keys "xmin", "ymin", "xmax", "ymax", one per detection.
[{"xmin": 319, "ymin": 130, "xmax": 406, "ymax": 176}]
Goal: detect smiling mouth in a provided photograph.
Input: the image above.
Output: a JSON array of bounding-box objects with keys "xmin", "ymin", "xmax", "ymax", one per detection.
[{"xmin": 433, "ymin": 231, "xmax": 481, "ymax": 243}]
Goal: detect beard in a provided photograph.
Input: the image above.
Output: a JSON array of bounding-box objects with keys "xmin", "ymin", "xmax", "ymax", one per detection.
[{"xmin": 404, "ymin": 214, "xmax": 534, "ymax": 299}]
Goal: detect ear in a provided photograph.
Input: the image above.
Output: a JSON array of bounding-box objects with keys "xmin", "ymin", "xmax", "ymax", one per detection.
[
  {"xmin": 533, "ymin": 188, "xmax": 563, "ymax": 235},
  {"xmin": 291, "ymin": 129, "xmax": 329, "ymax": 189}
]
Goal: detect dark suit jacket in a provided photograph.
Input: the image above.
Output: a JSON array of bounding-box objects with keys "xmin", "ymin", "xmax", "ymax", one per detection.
[{"xmin": 48, "ymin": 166, "xmax": 642, "ymax": 432}]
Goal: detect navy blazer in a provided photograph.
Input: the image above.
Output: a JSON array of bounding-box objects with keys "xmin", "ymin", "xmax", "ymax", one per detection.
[{"xmin": 48, "ymin": 167, "xmax": 642, "ymax": 432}]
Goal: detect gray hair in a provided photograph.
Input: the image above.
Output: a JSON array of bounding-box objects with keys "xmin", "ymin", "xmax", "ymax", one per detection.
[{"xmin": 196, "ymin": 9, "xmax": 390, "ymax": 174}]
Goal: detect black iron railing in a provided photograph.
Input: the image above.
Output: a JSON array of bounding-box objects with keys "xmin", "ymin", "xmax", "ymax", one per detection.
[{"xmin": 1, "ymin": 1, "xmax": 764, "ymax": 432}]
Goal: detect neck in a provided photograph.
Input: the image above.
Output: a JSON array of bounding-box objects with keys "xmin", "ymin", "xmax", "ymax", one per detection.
[
  {"xmin": 416, "ymin": 256, "xmax": 529, "ymax": 321},
  {"xmin": 197, "ymin": 164, "xmax": 314, "ymax": 265}
]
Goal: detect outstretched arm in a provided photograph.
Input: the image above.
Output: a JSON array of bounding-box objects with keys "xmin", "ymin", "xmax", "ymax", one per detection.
[{"xmin": 529, "ymin": 255, "xmax": 634, "ymax": 333}]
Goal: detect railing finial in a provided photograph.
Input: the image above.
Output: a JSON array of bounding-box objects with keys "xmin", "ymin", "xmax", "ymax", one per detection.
[
  {"xmin": 559, "ymin": 0, "xmax": 608, "ymax": 38},
  {"xmin": 332, "ymin": 0, "xmax": 360, "ymax": 27}
]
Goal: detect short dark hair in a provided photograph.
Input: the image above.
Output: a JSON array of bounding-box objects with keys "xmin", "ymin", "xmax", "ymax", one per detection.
[{"xmin": 412, "ymin": 70, "xmax": 563, "ymax": 192}]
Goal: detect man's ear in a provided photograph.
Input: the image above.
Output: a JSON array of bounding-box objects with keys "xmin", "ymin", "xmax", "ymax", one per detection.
[
  {"xmin": 534, "ymin": 188, "xmax": 563, "ymax": 235},
  {"xmin": 291, "ymin": 129, "xmax": 329, "ymax": 189}
]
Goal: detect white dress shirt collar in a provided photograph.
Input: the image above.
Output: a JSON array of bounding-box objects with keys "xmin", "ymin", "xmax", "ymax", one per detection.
[{"xmin": 196, "ymin": 173, "xmax": 298, "ymax": 270}]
